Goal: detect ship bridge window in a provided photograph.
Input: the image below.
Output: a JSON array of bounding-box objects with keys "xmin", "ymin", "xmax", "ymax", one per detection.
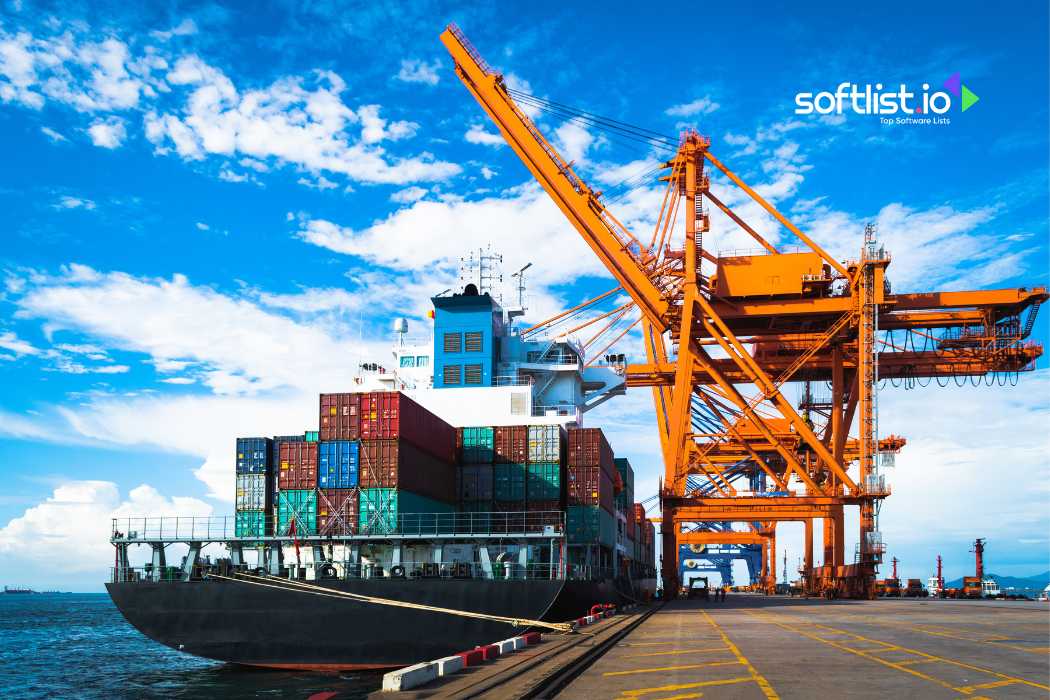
[
  {"xmin": 465, "ymin": 331, "xmax": 483, "ymax": 352},
  {"xmin": 443, "ymin": 332, "xmax": 462, "ymax": 353},
  {"xmin": 400, "ymin": 356, "xmax": 415, "ymax": 368},
  {"xmin": 443, "ymin": 364, "xmax": 462, "ymax": 385},
  {"xmin": 465, "ymin": 363, "xmax": 483, "ymax": 384},
  {"xmin": 416, "ymin": 355, "xmax": 429, "ymax": 367}
]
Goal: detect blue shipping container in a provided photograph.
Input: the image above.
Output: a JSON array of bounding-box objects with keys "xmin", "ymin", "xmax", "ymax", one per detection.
[
  {"xmin": 236, "ymin": 437, "xmax": 272, "ymax": 474},
  {"xmin": 318, "ymin": 440, "xmax": 359, "ymax": 488}
]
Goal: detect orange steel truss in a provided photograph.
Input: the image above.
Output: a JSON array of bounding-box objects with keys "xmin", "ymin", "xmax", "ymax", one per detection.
[{"xmin": 440, "ymin": 25, "xmax": 1046, "ymax": 598}]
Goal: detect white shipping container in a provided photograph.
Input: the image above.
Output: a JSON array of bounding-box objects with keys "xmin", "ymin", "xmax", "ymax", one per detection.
[{"xmin": 236, "ymin": 473, "xmax": 269, "ymax": 510}]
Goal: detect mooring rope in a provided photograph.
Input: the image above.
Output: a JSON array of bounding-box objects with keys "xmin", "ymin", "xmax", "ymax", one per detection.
[{"xmin": 207, "ymin": 572, "xmax": 575, "ymax": 632}]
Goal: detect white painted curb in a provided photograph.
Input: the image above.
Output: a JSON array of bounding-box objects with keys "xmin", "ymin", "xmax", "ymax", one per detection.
[
  {"xmin": 434, "ymin": 655, "xmax": 465, "ymax": 676},
  {"xmin": 382, "ymin": 661, "xmax": 437, "ymax": 691}
]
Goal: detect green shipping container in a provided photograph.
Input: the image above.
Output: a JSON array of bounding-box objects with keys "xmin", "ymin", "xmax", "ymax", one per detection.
[
  {"xmin": 461, "ymin": 427, "xmax": 495, "ymax": 464},
  {"xmin": 277, "ymin": 489, "xmax": 317, "ymax": 535},
  {"xmin": 358, "ymin": 488, "xmax": 454, "ymax": 534},
  {"xmin": 526, "ymin": 462, "xmax": 562, "ymax": 501},
  {"xmin": 235, "ymin": 509, "xmax": 269, "ymax": 538},
  {"xmin": 494, "ymin": 463, "xmax": 526, "ymax": 501},
  {"xmin": 304, "ymin": 430, "xmax": 320, "ymax": 442},
  {"xmin": 566, "ymin": 505, "xmax": 616, "ymax": 546}
]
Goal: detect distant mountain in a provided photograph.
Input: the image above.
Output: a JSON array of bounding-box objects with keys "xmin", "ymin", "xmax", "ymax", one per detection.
[{"xmin": 944, "ymin": 571, "xmax": 1049, "ymax": 590}]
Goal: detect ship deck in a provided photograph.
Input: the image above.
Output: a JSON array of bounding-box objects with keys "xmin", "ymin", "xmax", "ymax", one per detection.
[{"xmin": 395, "ymin": 595, "xmax": 1050, "ymax": 699}]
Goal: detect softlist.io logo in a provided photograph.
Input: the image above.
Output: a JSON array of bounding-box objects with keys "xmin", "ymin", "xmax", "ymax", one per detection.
[{"xmin": 795, "ymin": 72, "xmax": 979, "ymax": 126}]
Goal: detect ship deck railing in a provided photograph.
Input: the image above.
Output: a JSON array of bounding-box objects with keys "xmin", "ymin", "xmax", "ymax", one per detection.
[
  {"xmin": 110, "ymin": 511, "xmax": 566, "ymax": 544},
  {"xmin": 110, "ymin": 560, "xmax": 571, "ymax": 584}
]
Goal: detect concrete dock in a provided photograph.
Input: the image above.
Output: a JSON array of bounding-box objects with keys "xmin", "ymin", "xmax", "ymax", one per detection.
[{"xmin": 558, "ymin": 596, "xmax": 1049, "ymax": 699}]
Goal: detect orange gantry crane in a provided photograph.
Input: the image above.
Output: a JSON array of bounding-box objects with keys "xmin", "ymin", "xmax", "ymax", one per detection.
[{"xmin": 440, "ymin": 25, "xmax": 1046, "ymax": 598}]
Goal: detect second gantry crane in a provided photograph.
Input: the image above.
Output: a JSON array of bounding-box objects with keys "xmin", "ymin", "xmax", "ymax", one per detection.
[{"xmin": 440, "ymin": 24, "xmax": 1046, "ymax": 598}]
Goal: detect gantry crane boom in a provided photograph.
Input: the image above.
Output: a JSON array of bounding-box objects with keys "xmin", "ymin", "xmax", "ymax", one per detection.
[{"xmin": 439, "ymin": 25, "xmax": 669, "ymax": 328}]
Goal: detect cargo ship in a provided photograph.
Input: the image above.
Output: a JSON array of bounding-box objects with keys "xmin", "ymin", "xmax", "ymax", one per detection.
[{"xmin": 107, "ymin": 265, "xmax": 657, "ymax": 669}]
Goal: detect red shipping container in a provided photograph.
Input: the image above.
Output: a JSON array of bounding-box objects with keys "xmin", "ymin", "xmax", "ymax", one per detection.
[
  {"xmin": 319, "ymin": 393, "xmax": 360, "ymax": 441},
  {"xmin": 278, "ymin": 441, "xmax": 317, "ymax": 490},
  {"xmin": 567, "ymin": 428, "xmax": 615, "ymax": 478},
  {"xmin": 363, "ymin": 392, "xmax": 457, "ymax": 462},
  {"xmin": 567, "ymin": 465, "xmax": 614, "ymax": 514},
  {"xmin": 317, "ymin": 489, "xmax": 358, "ymax": 535},
  {"xmin": 493, "ymin": 425, "xmax": 527, "ymax": 463},
  {"xmin": 358, "ymin": 438, "xmax": 456, "ymax": 503}
]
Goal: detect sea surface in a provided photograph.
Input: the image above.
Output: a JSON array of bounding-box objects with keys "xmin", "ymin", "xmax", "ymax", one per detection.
[{"xmin": 0, "ymin": 593, "xmax": 382, "ymax": 699}]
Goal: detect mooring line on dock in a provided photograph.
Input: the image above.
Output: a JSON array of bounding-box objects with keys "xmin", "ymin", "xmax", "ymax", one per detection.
[{"xmin": 207, "ymin": 572, "xmax": 575, "ymax": 632}]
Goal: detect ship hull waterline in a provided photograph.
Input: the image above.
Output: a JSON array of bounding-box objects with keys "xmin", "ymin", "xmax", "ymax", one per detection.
[{"xmin": 106, "ymin": 577, "xmax": 621, "ymax": 670}]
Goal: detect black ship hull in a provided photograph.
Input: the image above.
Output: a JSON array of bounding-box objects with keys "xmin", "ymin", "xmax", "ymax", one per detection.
[{"xmin": 106, "ymin": 578, "xmax": 620, "ymax": 670}]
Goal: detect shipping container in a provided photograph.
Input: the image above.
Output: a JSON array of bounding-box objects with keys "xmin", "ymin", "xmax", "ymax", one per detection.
[
  {"xmin": 525, "ymin": 499, "xmax": 561, "ymax": 512},
  {"xmin": 358, "ymin": 488, "xmax": 454, "ymax": 534},
  {"xmin": 318, "ymin": 440, "xmax": 359, "ymax": 489},
  {"xmin": 493, "ymin": 425, "xmax": 527, "ymax": 463},
  {"xmin": 272, "ymin": 434, "xmax": 305, "ymax": 504},
  {"xmin": 358, "ymin": 439, "xmax": 455, "ymax": 503},
  {"xmin": 236, "ymin": 437, "xmax": 272, "ymax": 474},
  {"xmin": 319, "ymin": 393, "xmax": 359, "ymax": 440},
  {"xmin": 459, "ymin": 427, "xmax": 494, "ymax": 463},
  {"xmin": 493, "ymin": 499, "xmax": 526, "ymax": 512},
  {"xmin": 567, "ymin": 428, "xmax": 615, "ymax": 478},
  {"xmin": 278, "ymin": 441, "xmax": 318, "ymax": 490},
  {"xmin": 566, "ymin": 505, "xmax": 616, "ymax": 546},
  {"xmin": 614, "ymin": 457, "xmax": 635, "ymax": 511},
  {"xmin": 304, "ymin": 430, "xmax": 319, "ymax": 442},
  {"xmin": 458, "ymin": 464, "xmax": 494, "ymax": 501},
  {"xmin": 527, "ymin": 425, "xmax": 563, "ymax": 463},
  {"xmin": 567, "ymin": 465, "xmax": 615, "ymax": 514},
  {"xmin": 276, "ymin": 489, "xmax": 317, "ymax": 535},
  {"xmin": 235, "ymin": 510, "xmax": 268, "ymax": 538},
  {"xmin": 317, "ymin": 489, "xmax": 358, "ymax": 535},
  {"xmin": 493, "ymin": 462, "xmax": 526, "ymax": 501},
  {"xmin": 525, "ymin": 462, "xmax": 562, "ymax": 501},
  {"xmin": 356, "ymin": 392, "xmax": 455, "ymax": 461},
  {"xmin": 235, "ymin": 474, "xmax": 270, "ymax": 511}
]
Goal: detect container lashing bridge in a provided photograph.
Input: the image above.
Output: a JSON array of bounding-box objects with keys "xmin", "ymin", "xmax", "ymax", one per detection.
[{"xmin": 441, "ymin": 24, "xmax": 1046, "ymax": 598}]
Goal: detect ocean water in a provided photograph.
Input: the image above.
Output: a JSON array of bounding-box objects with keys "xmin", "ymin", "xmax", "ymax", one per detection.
[{"xmin": 0, "ymin": 593, "xmax": 382, "ymax": 699}]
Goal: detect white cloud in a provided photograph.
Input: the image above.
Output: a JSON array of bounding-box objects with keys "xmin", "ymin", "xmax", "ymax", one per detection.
[
  {"xmin": 40, "ymin": 126, "xmax": 67, "ymax": 142},
  {"xmin": 159, "ymin": 376, "xmax": 195, "ymax": 384},
  {"xmin": 297, "ymin": 174, "xmax": 338, "ymax": 190},
  {"xmin": 396, "ymin": 58, "xmax": 440, "ymax": 86},
  {"xmin": 665, "ymin": 96, "xmax": 720, "ymax": 117},
  {"xmin": 146, "ymin": 56, "xmax": 454, "ymax": 185},
  {"xmin": 554, "ymin": 122, "xmax": 594, "ymax": 163},
  {"xmin": 12, "ymin": 265, "xmax": 382, "ymax": 396},
  {"xmin": 53, "ymin": 195, "xmax": 96, "ymax": 210},
  {"xmin": 0, "ymin": 330, "xmax": 38, "ymax": 357},
  {"xmin": 0, "ymin": 481, "xmax": 212, "ymax": 573},
  {"xmin": 390, "ymin": 186, "xmax": 427, "ymax": 203},
  {"xmin": 465, "ymin": 124, "xmax": 504, "ymax": 147},
  {"xmin": 87, "ymin": 116, "xmax": 126, "ymax": 148},
  {"xmin": 195, "ymin": 221, "xmax": 209, "ymax": 231},
  {"xmin": 150, "ymin": 19, "xmax": 198, "ymax": 41},
  {"xmin": 480, "ymin": 166, "xmax": 496, "ymax": 180}
]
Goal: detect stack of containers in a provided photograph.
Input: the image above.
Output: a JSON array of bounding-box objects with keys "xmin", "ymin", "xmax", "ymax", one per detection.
[
  {"xmin": 525, "ymin": 425, "xmax": 564, "ymax": 512},
  {"xmin": 633, "ymin": 503, "xmax": 646, "ymax": 563},
  {"xmin": 493, "ymin": 426, "xmax": 527, "ymax": 512},
  {"xmin": 317, "ymin": 440, "xmax": 359, "ymax": 535},
  {"xmin": 566, "ymin": 428, "xmax": 616, "ymax": 546},
  {"xmin": 277, "ymin": 440, "xmax": 318, "ymax": 535},
  {"xmin": 457, "ymin": 427, "xmax": 494, "ymax": 513},
  {"xmin": 614, "ymin": 458, "xmax": 635, "ymax": 558},
  {"xmin": 320, "ymin": 392, "xmax": 456, "ymax": 534},
  {"xmin": 271, "ymin": 434, "xmax": 305, "ymax": 508},
  {"xmin": 235, "ymin": 437, "xmax": 273, "ymax": 538}
]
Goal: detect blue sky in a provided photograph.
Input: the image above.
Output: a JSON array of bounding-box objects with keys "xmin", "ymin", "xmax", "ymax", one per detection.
[{"xmin": 0, "ymin": 1, "xmax": 1047, "ymax": 590}]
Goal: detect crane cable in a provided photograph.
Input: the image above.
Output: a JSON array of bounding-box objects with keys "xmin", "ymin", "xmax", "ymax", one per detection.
[{"xmin": 207, "ymin": 572, "xmax": 576, "ymax": 632}]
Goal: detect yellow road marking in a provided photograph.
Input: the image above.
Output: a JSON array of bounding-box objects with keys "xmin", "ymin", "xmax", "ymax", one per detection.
[
  {"xmin": 700, "ymin": 610, "xmax": 780, "ymax": 699},
  {"xmin": 748, "ymin": 611, "xmax": 1050, "ymax": 694},
  {"xmin": 956, "ymin": 679, "xmax": 1019, "ymax": 692},
  {"xmin": 632, "ymin": 646, "xmax": 731, "ymax": 658},
  {"xmin": 649, "ymin": 694, "xmax": 703, "ymax": 700},
  {"xmin": 603, "ymin": 660, "xmax": 741, "ymax": 676},
  {"xmin": 619, "ymin": 677, "xmax": 753, "ymax": 696},
  {"xmin": 620, "ymin": 642, "xmax": 678, "ymax": 647}
]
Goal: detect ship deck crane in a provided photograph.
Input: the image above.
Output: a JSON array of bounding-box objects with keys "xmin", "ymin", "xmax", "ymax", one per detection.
[{"xmin": 440, "ymin": 24, "xmax": 1046, "ymax": 598}]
